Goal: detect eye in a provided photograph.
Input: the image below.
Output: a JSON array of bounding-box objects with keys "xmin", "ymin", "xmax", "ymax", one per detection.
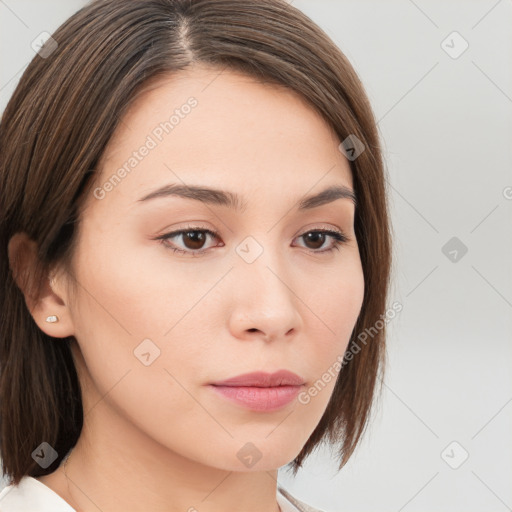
[
  {"xmin": 293, "ymin": 228, "xmax": 348, "ymax": 253},
  {"xmin": 156, "ymin": 226, "xmax": 221, "ymax": 257},
  {"xmin": 155, "ymin": 226, "xmax": 349, "ymax": 256}
]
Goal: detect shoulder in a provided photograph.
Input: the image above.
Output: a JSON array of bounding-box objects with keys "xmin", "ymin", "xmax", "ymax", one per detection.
[
  {"xmin": 0, "ymin": 476, "xmax": 75, "ymax": 512},
  {"xmin": 277, "ymin": 486, "xmax": 328, "ymax": 512}
]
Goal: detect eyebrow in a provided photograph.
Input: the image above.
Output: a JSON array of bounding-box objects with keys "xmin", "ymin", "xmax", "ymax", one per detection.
[{"xmin": 137, "ymin": 183, "xmax": 357, "ymax": 211}]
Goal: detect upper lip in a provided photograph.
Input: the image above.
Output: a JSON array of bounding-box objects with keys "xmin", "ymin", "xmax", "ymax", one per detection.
[{"xmin": 211, "ymin": 370, "xmax": 305, "ymax": 387}]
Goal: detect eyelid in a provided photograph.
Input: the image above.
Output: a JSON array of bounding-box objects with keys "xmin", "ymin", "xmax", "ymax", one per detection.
[{"xmin": 154, "ymin": 223, "xmax": 350, "ymax": 256}]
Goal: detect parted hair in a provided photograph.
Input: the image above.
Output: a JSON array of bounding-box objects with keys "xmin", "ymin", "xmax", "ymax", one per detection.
[{"xmin": 0, "ymin": 0, "xmax": 391, "ymax": 486}]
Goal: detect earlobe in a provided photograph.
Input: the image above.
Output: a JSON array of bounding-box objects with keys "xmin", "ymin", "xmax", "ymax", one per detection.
[{"xmin": 7, "ymin": 232, "xmax": 75, "ymax": 339}]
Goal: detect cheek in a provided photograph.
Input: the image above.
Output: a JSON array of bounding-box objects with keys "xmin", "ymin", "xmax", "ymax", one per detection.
[
  {"xmin": 316, "ymin": 255, "xmax": 364, "ymax": 328},
  {"xmin": 303, "ymin": 256, "xmax": 364, "ymax": 366},
  {"xmin": 332, "ymin": 252, "xmax": 365, "ymax": 328},
  {"xmin": 68, "ymin": 256, "xmax": 205, "ymax": 438},
  {"xmin": 68, "ymin": 228, "xmax": 211, "ymax": 399},
  {"xmin": 291, "ymin": 260, "xmax": 364, "ymax": 414},
  {"xmin": 70, "ymin": 224, "xmax": 198, "ymax": 340}
]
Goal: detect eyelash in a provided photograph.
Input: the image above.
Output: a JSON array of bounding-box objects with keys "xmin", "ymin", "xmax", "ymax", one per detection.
[{"xmin": 155, "ymin": 225, "xmax": 349, "ymax": 257}]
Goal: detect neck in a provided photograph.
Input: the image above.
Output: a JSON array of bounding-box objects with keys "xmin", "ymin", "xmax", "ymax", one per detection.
[{"xmin": 61, "ymin": 431, "xmax": 281, "ymax": 512}]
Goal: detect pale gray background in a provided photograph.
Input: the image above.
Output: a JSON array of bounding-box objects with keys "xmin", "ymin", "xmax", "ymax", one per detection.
[{"xmin": 1, "ymin": 1, "xmax": 511, "ymax": 511}]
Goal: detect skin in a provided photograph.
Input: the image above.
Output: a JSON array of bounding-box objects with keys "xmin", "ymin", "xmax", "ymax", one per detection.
[{"xmin": 9, "ymin": 64, "xmax": 364, "ymax": 511}]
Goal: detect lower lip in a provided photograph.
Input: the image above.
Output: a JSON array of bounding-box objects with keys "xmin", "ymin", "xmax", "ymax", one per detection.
[{"xmin": 209, "ymin": 385, "xmax": 302, "ymax": 411}]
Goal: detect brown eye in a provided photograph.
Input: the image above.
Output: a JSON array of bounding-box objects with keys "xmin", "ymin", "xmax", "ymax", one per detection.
[
  {"xmin": 157, "ymin": 228, "xmax": 220, "ymax": 256},
  {"xmin": 295, "ymin": 229, "xmax": 348, "ymax": 253},
  {"xmin": 181, "ymin": 231, "xmax": 208, "ymax": 250},
  {"xmin": 302, "ymin": 231, "xmax": 327, "ymax": 250},
  {"xmin": 156, "ymin": 226, "xmax": 348, "ymax": 257}
]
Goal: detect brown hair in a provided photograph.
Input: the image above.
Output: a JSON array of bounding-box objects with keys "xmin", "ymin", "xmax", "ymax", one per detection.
[{"xmin": 0, "ymin": 0, "xmax": 391, "ymax": 486}]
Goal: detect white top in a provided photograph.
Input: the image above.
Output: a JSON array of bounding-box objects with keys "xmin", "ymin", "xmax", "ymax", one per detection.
[{"xmin": 0, "ymin": 477, "xmax": 324, "ymax": 512}]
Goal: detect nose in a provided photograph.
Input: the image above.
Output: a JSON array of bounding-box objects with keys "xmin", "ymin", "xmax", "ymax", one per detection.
[{"xmin": 227, "ymin": 254, "xmax": 303, "ymax": 343}]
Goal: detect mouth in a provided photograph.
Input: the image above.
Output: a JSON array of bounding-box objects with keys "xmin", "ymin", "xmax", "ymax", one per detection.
[{"xmin": 209, "ymin": 370, "xmax": 305, "ymax": 412}]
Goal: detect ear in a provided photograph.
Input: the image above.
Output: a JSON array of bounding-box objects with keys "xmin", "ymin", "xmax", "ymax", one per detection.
[{"xmin": 7, "ymin": 232, "xmax": 75, "ymax": 338}]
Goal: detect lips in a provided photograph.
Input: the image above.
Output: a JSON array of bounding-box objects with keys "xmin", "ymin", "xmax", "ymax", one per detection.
[
  {"xmin": 210, "ymin": 370, "xmax": 305, "ymax": 387},
  {"xmin": 209, "ymin": 370, "xmax": 305, "ymax": 411}
]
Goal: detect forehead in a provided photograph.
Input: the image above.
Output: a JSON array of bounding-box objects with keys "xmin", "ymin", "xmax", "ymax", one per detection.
[{"xmin": 88, "ymin": 65, "xmax": 353, "ymax": 212}]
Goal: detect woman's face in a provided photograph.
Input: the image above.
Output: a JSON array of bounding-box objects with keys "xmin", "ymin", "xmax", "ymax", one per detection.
[{"xmin": 60, "ymin": 65, "xmax": 364, "ymax": 471}]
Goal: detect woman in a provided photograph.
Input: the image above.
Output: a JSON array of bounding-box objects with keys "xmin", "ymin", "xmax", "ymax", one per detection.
[{"xmin": 0, "ymin": 0, "xmax": 391, "ymax": 510}]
